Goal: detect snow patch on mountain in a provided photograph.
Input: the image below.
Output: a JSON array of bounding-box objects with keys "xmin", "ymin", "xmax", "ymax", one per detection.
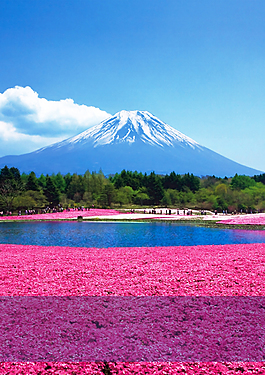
[{"xmin": 52, "ymin": 110, "xmax": 201, "ymax": 150}]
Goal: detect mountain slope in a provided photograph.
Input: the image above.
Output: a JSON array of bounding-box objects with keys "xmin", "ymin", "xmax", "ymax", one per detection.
[{"xmin": 0, "ymin": 110, "xmax": 262, "ymax": 176}]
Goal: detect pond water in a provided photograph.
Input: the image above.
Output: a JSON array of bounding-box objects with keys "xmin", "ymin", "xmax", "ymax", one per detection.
[{"xmin": 0, "ymin": 221, "xmax": 265, "ymax": 248}]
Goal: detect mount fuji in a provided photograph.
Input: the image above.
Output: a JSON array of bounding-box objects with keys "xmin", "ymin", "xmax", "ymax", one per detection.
[{"xmin": 0, "ymin": 110, "xmax": 262, "ymax": 176}]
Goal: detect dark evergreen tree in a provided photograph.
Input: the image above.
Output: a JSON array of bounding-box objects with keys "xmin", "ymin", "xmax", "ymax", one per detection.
[
  {"xmin": 0, "ymin": 165, "xmax": 12, "ymax": 181},
  {"xmin": 44, "ymin": 176, "xmax": 60, "ymax": 206},
  {"xmin": 103, "ymin": 181, "xmax": 116, "ymax": 207},
  {"xmin": 112, "ymin": 173, "xmax": 123, "ymax": 189},
  {"xmin": 253, "ymin": 173, "xmax": 265, "ymax": 185},
  {"xmin": 182, "ymin": 173, "xmax": 200, "ymax": 193},
  {"xmin": 63, "ymin": 173, "xmax": 72, "ymax": 192},
  {"xmin": 163, "ymin": 171, "xmax": 183, "ymax": 190},
  {"xmin": 38, "ymin": 174, "xmax": 46, "ymax": 189},
  {"xmin": 146, "ymin": 172, "xmax": 164, "ymax": 205},
  {"xmin": 66, "ymin": 174, "xmax": 85, "ymax": 200},
  {"xmin": 0, "ymin": 166, "xmax": 24, "ymax": 210},
  {"xmin": 26, "ymin": 172, "xmax": 39, "ymax": 191},
  {"xmin": 53, "ymin": 173, "xmax": 66, "ymax": 194}
]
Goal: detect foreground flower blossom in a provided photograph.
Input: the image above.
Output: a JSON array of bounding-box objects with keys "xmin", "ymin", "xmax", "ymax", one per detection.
[{"xmin": 0, "ymin": 361, "xmax": 265, "ymax": 374}]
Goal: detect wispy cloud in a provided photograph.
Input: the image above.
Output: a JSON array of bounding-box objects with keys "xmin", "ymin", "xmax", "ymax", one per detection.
[{"xmin": 0, "ymin": 86, "xmax": 111, "ymax": 156}]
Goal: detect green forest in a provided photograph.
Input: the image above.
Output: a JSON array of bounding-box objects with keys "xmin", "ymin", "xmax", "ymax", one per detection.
[{"xmin": 1, "ymin": 166, "xmax": 265, "ymax": 213}]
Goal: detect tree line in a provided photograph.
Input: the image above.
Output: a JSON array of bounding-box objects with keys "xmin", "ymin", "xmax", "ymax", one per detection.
[{"xmin": 0, "ymin": 165, "xmax": 265, "ymax": 213}]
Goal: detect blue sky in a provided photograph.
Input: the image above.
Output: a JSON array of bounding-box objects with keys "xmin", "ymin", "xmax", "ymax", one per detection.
[{"xmin": 0, "ymin": 0, "xmax": 264, "ymax": 171}]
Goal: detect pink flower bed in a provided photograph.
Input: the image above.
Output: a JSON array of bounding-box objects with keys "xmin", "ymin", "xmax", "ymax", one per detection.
[
  {"xmin": 0, "ymin": 296, "xmax": 263, "ymax": 362},
  {"xmin": 1, "ymin": 243, "xmax": 265, "ymax": 373},
  {"xmin": 218, "ymin": 213, "xmax": 265, "ymax": 226},
  {"xmin": 0, "ymin": 243, "xmax": 264, "ymax": 296},
  {"xmin": 0, "ymin": 208, "xmax": 121, "ymax": 221}
]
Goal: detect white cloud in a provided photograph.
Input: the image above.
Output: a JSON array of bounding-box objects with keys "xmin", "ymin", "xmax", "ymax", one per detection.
[
  {"xmin": 0, "ymin": 86, "xmax": 111, "ymax": 156},
  {"xmin": 0, "ymin": 120, "xmax": 64, "ymax": 157}
]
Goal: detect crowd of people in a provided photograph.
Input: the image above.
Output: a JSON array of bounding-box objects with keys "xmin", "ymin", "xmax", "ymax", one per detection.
[{"xmin": 0, "ymin": 205, "xmax": 263, "ymax": 218}]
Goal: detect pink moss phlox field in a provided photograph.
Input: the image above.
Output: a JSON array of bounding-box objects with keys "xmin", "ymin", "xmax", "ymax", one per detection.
[
  {"xmin": 218, "ymin": 213, "xmax": 265, "ymax": 225},
  {"xmin": 1, "ymin": 243, "xmax": 265, "ymax": 373},
  {"xmin": 0, "ymin": 243, "xmax": 264, "ymax": 296},
  {"xmin": 0, "ymin": 362, "xmax": 265, "ymax": 374},
  {"xmin": 0, "ymin": 208, "xmax": 120, "ymax": 221},
  {"xmin": 1, "ymin": 296, "xmax": 264, "ymax": 362}
]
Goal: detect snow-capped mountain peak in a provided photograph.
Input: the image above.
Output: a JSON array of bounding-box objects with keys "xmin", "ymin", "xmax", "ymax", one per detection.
[
  {"xmin": 62, "ymin": 110, "xmax": 200, "ymax": 149},
  {"xmin": 1, "ymin": 110, "xmax": 262, "ymax": 177}
]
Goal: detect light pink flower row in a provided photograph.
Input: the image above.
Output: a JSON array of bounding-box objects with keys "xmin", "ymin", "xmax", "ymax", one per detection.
[
  {"xmin": 218, "ymin": 213, "xmax": 265, "ymax": 225},
  {"xmin": 0, "ymin": 208, "xmax": 120, "ymax": 221},
  {"xmin": 1, "ymin": 243, "xmax": 264, "ymax": 296}
]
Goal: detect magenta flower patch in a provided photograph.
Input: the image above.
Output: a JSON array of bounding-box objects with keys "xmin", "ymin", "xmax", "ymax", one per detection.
[
  {"xmin": 0, "ymin": 242, "xmax": 265, "ymax": 373},
  {"xmin": 0, "ymin": 243, "xmax": 264, "ymax": 296},
  {"xmin": 0, "ymin": 208, "xmax": 120, "ymax": 221},
  {"xmin": 0, "ymin": 296, "xmax": 264, "ymax": 362},
  {"xmin": 218, "ymin": 213, "xmax": 265, "ymax": 225}
]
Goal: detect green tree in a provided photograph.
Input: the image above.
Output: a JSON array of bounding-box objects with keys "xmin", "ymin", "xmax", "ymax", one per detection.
[
  {"xmin": 200, "ymin": 175, "xmax": 222, "ymax": 189},
  {"xmin": 82, "ymin": 191, "xmax": 93, "ymax": 206},
  {"xmin": 63, "ymin": 173, "xmax": 72, "ymax": 192},
  {"xmin": 83, "ymin": 170, "xmax": 92, "ymax": 193},
  {"xmin": 163, "ymin": 172, "xmax": 183, "ymax": 190},
  {"xmin": 90, "ymin": 170, "xmax": 106, "ymax": 198},
  {"xmin": 116, "ymin": 186, "xmax": 135, "ymax": 206},
  {"xmin": 216, "ymin": 196, "xmax": 228, "ymax": 211},
  {"xmin": 145, "ymin": 172, "xmax": 164, "ymax": 205},
  {"xmin": 166, "ymin": 189, "xmax": 181, "ymax": 206},
  {"xmin": 97, "ymin": 193, "xmax": 108, "ymax": 207},
  {"xmin": 112, "ymin": 173, "xmax": 124, "ymax": 189},
  {"xmin": 53, "ymin": 173, "xmax": 66, "ymax": 194},
  {"xmin": 0, "ymin": 166, "xmax": 24, "ymax": 211},
  {"xmin": 26, "ymin": 172, "xmax": 39, "ymax": 191},
  {"xmin": 14, "ymin": 190, "xmax": 48, "ymax": 210},
  {"xmin": 103, "ymin": 181, "xmax": 116, "ymax": 207},
  {"xmin": 231, "ymin": 174, "xmax": 256, "ymax": 190},
  {"xmin": 134, "ymin": 187, "xmax": 150, "ymax": 205},
  {"xmin": 21, "ymin": 172, "xmax": 28, "ymax": 185},
  {"xmin": 38, "ymin": 174, "xmax": 46, "ymax": 189},
  {"xmin": 253, "ymin": 173, "xmax": 265, "ymax": 185},
  {"xmin": 66, "ymin": 174, "xmax": 85, "ymax": 201},
  {"xmin": 182, "ymin": 173, "xmax": 200, "ymax": 193},
  {"xmin": 161, "ymin": 191, "xmax": 172, "ymax": 207},
  {"xmin": 111, "ymin": 170, "xmax": 143, "ymax": 190},
  {"xmin": 215, "ymin": 183, "xmax": 228, "ymax": 197},
  {"xmin": 44, "ymin": 176, "xmax": 60, "ymax": 206}
]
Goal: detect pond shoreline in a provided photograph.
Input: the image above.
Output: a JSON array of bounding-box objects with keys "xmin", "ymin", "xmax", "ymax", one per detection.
[{"xmin": 81, "ymin": 218, "xmax": 265, "ymax": 230}]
